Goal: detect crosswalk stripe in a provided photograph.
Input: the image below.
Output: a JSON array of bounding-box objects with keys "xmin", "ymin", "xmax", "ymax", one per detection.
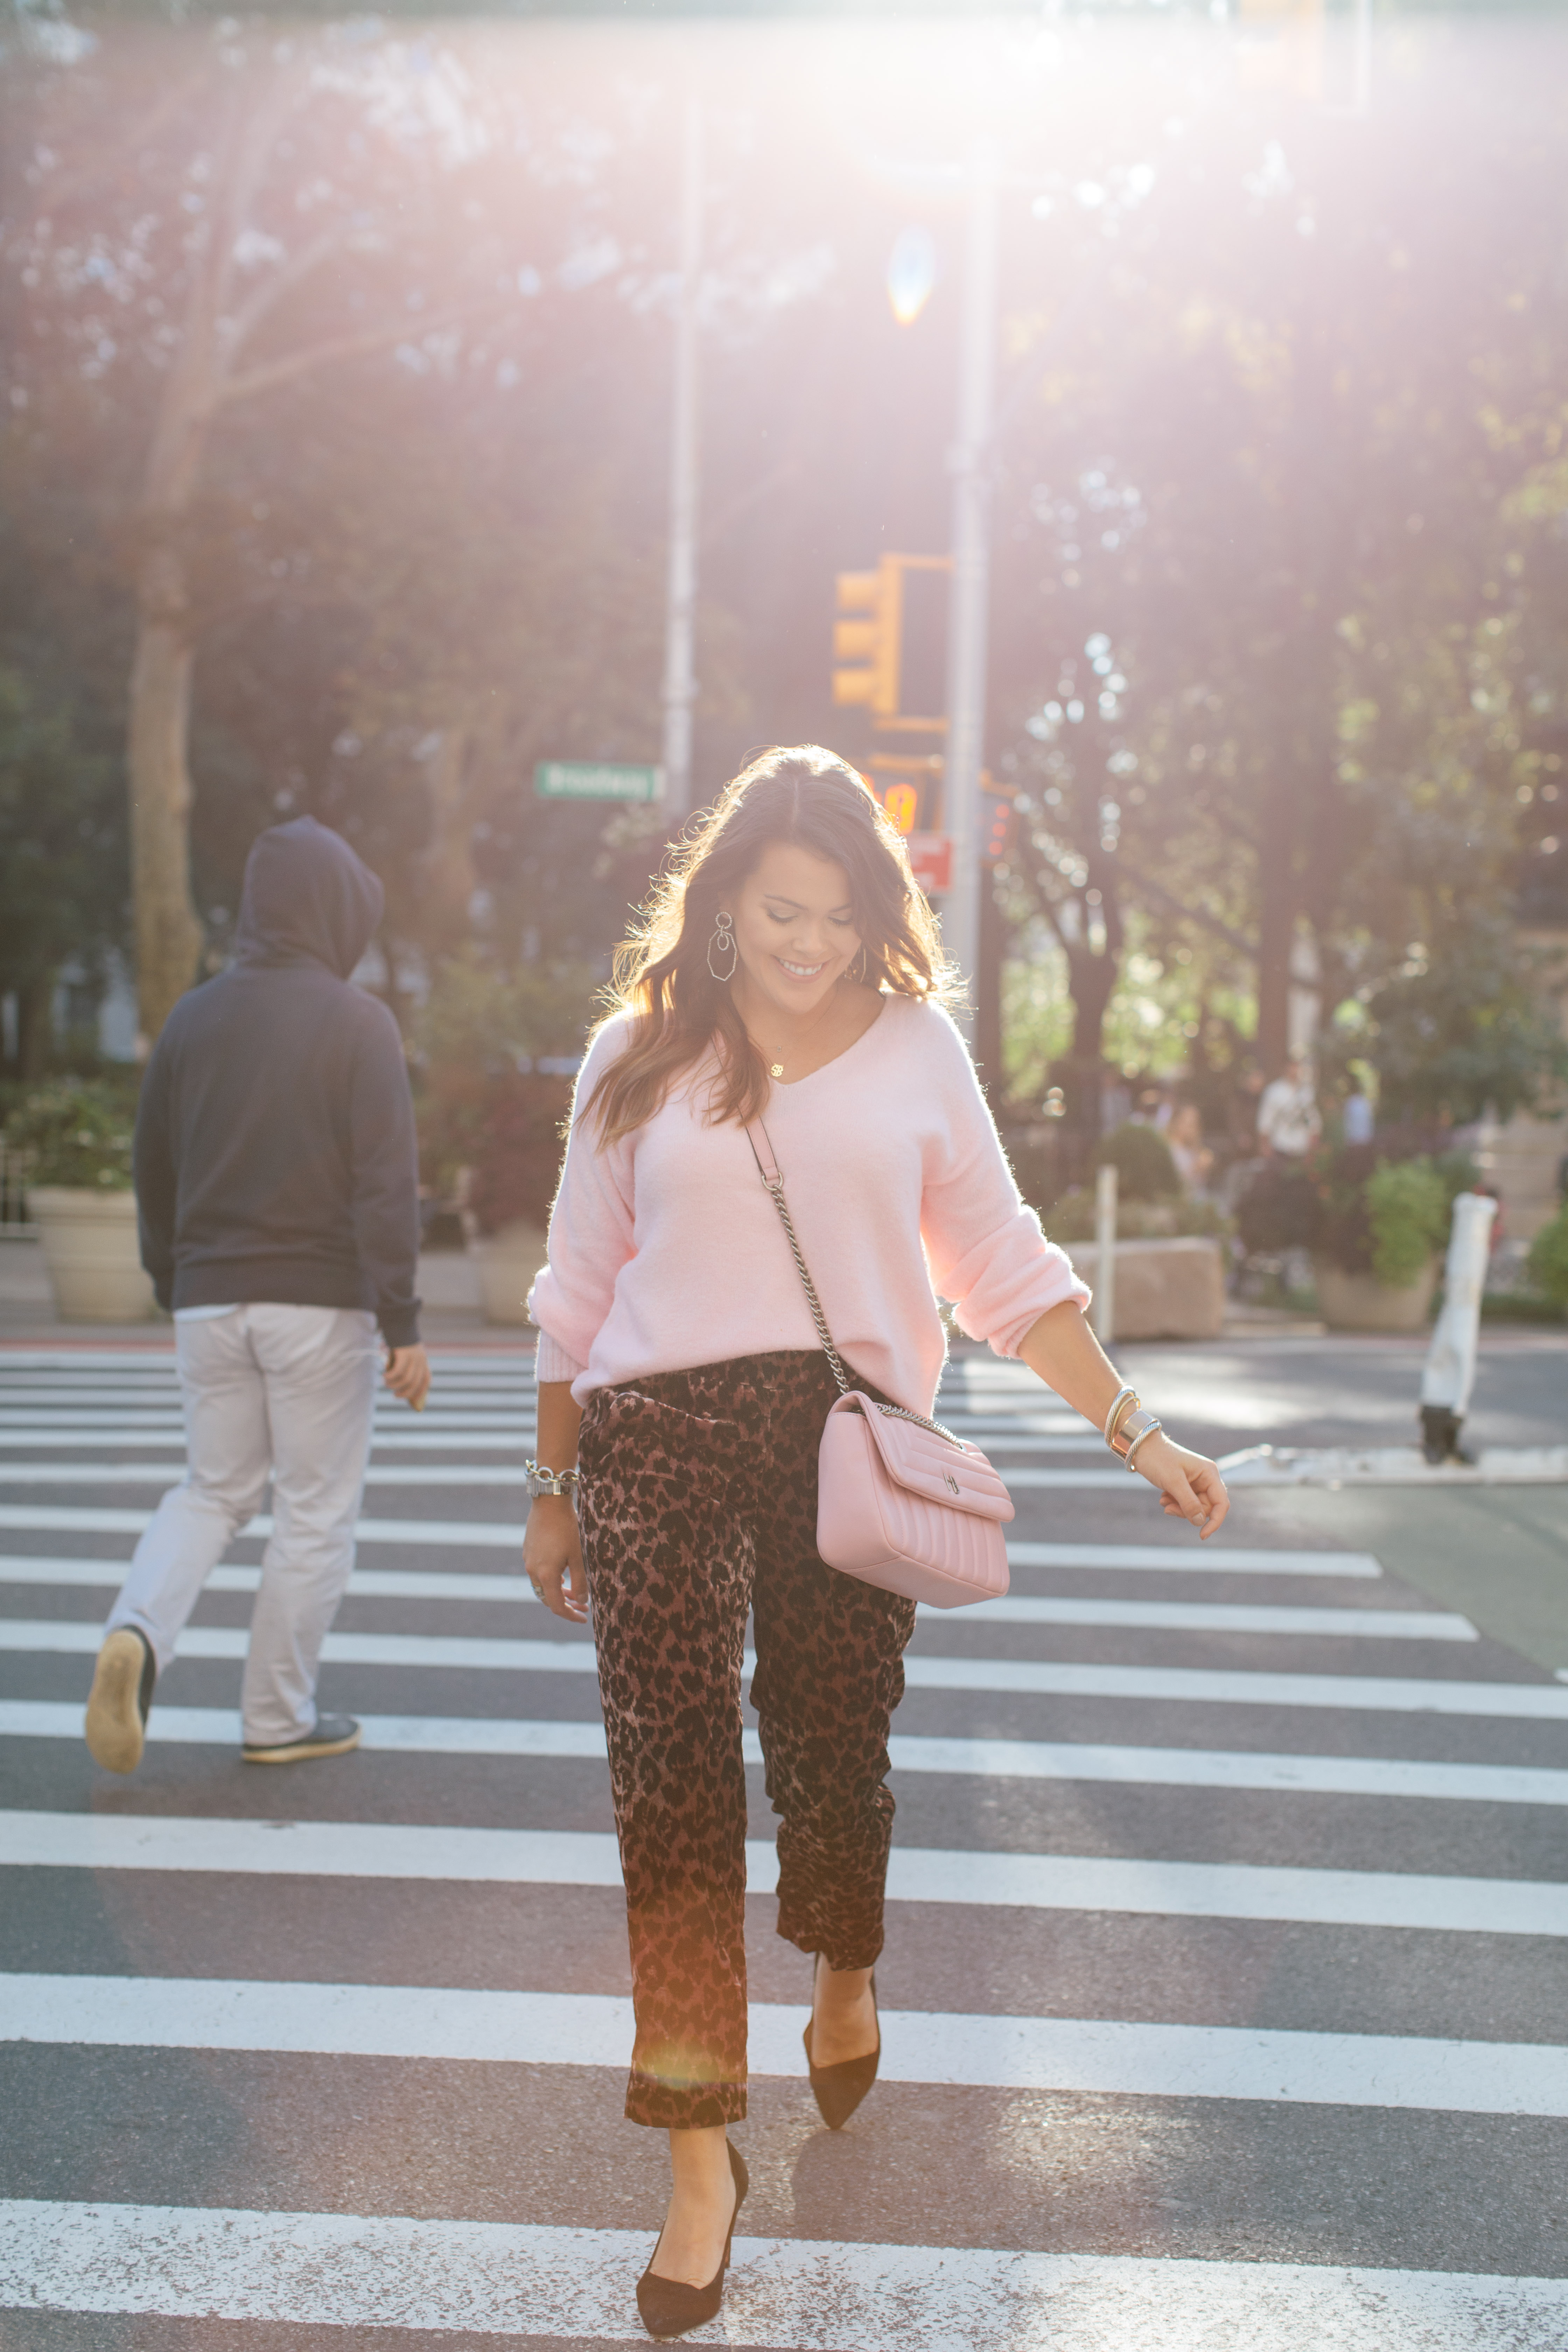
[
  {"xmin": 0, "ymin": 1621, "xmax": 596, "ymax": 1669},
  {"xmin": 0, "ymin": 1432, "xmax": 538, "ymax": 1453},
  {"xmin": 5, "ymin": 1811, "xmax": 1561, "ymax": 1934},
  {"xmin": 0, "ymin": 1507, "xmax": 526, "ymax": 1545},
  {"xmin": 7, "ymin": 1700, "xmax": 1568, "ymax": 1806},
  {"xmin": 0, "ymin": 1507, "xmax": 1395, "ymax": 1576},
  {"xmin": 3, "ymin": 1618, "xmax": 1561, "ymax": 1714},
  {"xmin": 0, "ymin": 1402, "xmax": 533, "ymax": 1420},
  {"xmin": 1006, "ymin": 1542, "xmax": 1383, "ymax": 1576},
  {"xmin": 7, "ymin": 1978, "xmax": 1568, "ymax": 2117},
  {"xmin": 0, "ymin": 1559, "xmax": 1470, "ymax": 1639},
  {"xmin": 9, "ymin": 2206, "xmax": 1568, "ymax": 2351},
  {"xmin": 0, "ymin": 1465, "xmax": 548, "ymax": 1487}
]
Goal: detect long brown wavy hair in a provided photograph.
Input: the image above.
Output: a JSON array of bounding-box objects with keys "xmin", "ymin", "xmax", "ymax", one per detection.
[{"xmin": 583, "ymin": 744, "xmax": 955, "ymax": 1145}]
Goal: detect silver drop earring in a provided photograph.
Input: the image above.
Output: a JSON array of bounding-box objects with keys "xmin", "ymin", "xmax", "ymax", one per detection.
[{"xmin": 707, "ymin": 910, "xmax": 738, "ymax": 982}]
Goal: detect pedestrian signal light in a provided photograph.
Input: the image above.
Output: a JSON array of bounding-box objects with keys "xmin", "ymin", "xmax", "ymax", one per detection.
[
  {"xmin": 834, "ymin": 559, "xmax": 903, "ymax": 717},
  {"xmin": 881, "ymin": 782, "xmax": 919, "ymax": 836}
]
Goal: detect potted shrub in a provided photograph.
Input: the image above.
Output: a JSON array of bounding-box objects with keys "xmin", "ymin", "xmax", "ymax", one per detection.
[
  {"xmin": 1309, "ymin": 1144, "xmax": 1459, "ymax": 1332},
  {"xmin": 6, "ymin": 1078, "xmax": 156, "ymax": 1323}
]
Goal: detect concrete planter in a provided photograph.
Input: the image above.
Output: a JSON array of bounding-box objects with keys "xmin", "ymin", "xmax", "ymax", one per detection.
[
  {"xmin": 467, "ymin": 1219, "xmax": 548, "ymax": 1327},
  {"xmin": 1065, "ymin": 1236, "xmax": 1226, "ymax": 1341},
  {"xmin": 1313, "ymin": 1258, "xmax": 1437, "ymax": 1334},
  {"xmin": 29, "ymin": 1187, "xmax": 156, "ymax": 1323}
]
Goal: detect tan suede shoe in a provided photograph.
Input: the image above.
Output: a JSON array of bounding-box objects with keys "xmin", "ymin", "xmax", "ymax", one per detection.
[{"xmin": 84, "ymin": 1628, "xmax": 155, "ymax": 1774}]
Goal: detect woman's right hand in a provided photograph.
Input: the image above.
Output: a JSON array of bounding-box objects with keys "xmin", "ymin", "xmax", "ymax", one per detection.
[{"xmin": 524, "ymin": 1495, "xmax": 588, "ymax": 1623}]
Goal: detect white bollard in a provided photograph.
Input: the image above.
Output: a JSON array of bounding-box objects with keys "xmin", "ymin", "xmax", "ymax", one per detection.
[{"xmin": 1092, "ymin": 1161, "xmax": 1118, "ymax": 1347}]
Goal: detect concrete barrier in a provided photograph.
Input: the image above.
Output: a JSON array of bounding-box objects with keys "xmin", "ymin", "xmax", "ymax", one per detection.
[{"xmin": 1064, "ymin": 1236, "xmax": 1226, "ymax": 1342}]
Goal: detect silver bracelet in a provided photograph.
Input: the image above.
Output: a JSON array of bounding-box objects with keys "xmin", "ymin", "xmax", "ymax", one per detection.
[
  {"xmin": 1124, "ymin": 1418, "xmax": 1163, "ymax": 1472},
  {"xmin": 1102, "ymin": 1385, "xmax": 1139, "ymax": 1449}
]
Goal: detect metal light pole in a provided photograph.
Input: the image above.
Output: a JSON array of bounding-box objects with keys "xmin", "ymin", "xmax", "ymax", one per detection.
[
  {"xmin": 941, "ymin": 153, "xmax": 1001, "ymax": 1043},
  {"xmin": 661, "ymin": 99, "xmax": 704, "ymax": 822}
]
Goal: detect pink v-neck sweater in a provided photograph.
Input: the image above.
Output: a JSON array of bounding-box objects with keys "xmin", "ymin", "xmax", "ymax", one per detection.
[{"xmin": 527, "ymin": 995, "xmax": 1090, "ymax": 1417}]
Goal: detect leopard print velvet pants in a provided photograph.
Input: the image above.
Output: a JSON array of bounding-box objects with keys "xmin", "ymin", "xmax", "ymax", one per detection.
[{"xmin": 576, "ymin": 1350, "xmax": 918, "ymax": 2130}]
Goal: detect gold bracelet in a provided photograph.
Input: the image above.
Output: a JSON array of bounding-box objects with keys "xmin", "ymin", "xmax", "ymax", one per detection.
[{"xmin": 1104, "ymin": 1387, "xmax": 1140, "ymax": 1450}]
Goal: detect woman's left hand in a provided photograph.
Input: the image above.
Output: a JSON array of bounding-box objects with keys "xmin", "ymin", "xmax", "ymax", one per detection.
[{"xmin": 1127, "ymin": 1430, "xmax": 1229, "ymax": 1538}]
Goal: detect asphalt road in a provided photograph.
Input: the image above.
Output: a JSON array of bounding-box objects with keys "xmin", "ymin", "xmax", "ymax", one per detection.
[{"xmin": 1, "ymin": 1335, "xmax": 1567, "ymax": 2349}]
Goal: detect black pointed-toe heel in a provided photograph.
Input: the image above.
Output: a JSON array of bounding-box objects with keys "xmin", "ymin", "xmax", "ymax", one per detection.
[
  {"xmin": 803, "ymin": 1960, "xmax": 881, "ymax": 2131},
  {"xmin": 636, "ymin": 2138, "xmax": 748, "ymax": 2341}
]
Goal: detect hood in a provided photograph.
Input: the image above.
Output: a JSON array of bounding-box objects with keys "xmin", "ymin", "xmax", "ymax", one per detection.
[{"xmin": 234, "ymin": 817, "xmax": 385, "ymax": 980}]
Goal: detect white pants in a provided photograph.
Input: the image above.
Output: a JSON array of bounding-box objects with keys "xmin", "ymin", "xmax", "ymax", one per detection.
[
  {"xmin": 107, "ymin": 1303, "xmax": 379, "ymax": 1745},
  {"xmin": 1420, "ymin": 1192, "xmax": 1498, "ymax": 1419}
]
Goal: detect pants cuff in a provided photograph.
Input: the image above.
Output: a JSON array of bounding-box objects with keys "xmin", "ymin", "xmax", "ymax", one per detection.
[
  {"xmin": 776, "ymin": 1908, "xmax": 885, "ymax": 1975},
  {"xmin": 624, "ymin": 2070, "xmax": 747, "ymax": 2131}
]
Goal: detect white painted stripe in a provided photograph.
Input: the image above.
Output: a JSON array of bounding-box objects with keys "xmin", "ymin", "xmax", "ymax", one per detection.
[
  {"xmin": 896, "ymin": 1656, "xmax": 1568, "ymax": 1718},
  {"xmin": 0, "ymin": 1560, "xmax": 540, "ymax": 1602},
  {"xmin": 0, "ymin": 1558, "xmax": 1466, "ymax": 1638},
  {"xmin": 4, "ymin": 1811, "xmax": 1561, "ymax": 1935},
  {"xmin": 8, "ymin": 1981, "xmax": 1568, "ymax": 2121},
  {"xmin": 4, "ymin": 1618, "xmax": 1562, "ymax": 1717},
  {"xmin": 10, "ymin": 2207, "xmax": 1568, "ymax": 2352},
  {"xmin": 1007, "ymin": 1542, "xmax": 1383, "ymax": 1577},
  {"xmin": 1226, "ymin": 1444, "xmax": 1568, "ymax": 1487},
  {"xmin": 922, "ymin": 1598, "xmax": 1475, "ymax": 1640},
  {"xmin": 18, "ymin": 2201, "xmax": 1568, "ymax": 2352},
  {"xmin": 0, "ymin": 1702, "xmax": 614, "ymax": 1756},
  {"xmin": 7, "ymin": 1701, "xmax": 1568, "ymax": 1807},
  {"xmin": 0, "ymin": 1402, "xmax": 533, "ymax": 1420},
  {"xmin": 0, "ymin": 1465, "xmax": 545, "ymax": 1488},
  {"xmin": 0, "ymin": 1432, "xmax": 538, "ymax": 1453},
  {"xmin": 0, "ymin": 1506, "xmax": 525, "ymax": 1546},
  {"xmin": 0, "ymin": 1621, "xmax": 595, "ymax": 1670}
]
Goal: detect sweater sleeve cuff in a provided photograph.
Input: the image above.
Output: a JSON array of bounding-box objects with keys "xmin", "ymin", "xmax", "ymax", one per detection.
[
  {"xmin": 533, "ymin": 1329, "xmax": 588, "ymax": 1384},
  {"xmin": 378, "ymin": 1301, "xmax": 422, "ymax": 1349}
]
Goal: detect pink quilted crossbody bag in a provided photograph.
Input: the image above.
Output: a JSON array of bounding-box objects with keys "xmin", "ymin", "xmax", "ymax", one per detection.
[{"xmin": 745, "ymin": 1119, "xmax": 1013, "ymax": 1609}]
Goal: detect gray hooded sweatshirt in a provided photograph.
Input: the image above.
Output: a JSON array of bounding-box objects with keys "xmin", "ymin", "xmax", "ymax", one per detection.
[{"xmin": 133, "ymin": 817, "xmax": 421, "ymax": 1345}]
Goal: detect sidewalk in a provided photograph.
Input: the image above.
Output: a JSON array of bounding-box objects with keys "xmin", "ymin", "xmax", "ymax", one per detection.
[{"xmin": 0, "ymin": 1236, "xmax": 502, "ymax": 1349}]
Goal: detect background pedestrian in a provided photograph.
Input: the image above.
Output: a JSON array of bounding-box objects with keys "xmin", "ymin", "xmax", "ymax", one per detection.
[{"xmin": 84, "ymin": 818, "xmax": 431, "ymax": 1776}]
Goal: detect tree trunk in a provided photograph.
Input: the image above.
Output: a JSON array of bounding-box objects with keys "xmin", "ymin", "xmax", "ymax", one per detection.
[
  {"xmin": 1254, "ymin": 766, "xmax": 1297, "ymax": 1077},
  {"xmin": 127, "ymin": 542, "xmax": 204, "ymax": 1043}
]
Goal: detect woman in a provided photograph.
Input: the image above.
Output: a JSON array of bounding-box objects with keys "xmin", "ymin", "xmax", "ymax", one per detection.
[
  {"xmin": 525, "ymin": 746, "xmax": 1230, "ymax": 2339},
  {"xmin": 1166, "ymin": 1101, "xmax": 1216, "ymax": 1195}
]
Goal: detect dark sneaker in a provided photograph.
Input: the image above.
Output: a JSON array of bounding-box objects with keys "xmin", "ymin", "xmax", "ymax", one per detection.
[
  {"xmin": 242, "ymin": 1713, "xmax": 362, "ymax": 1765},
  {"xmin": 85, "ymin": 1627, "xmax": 156, "ymax": 1774}
]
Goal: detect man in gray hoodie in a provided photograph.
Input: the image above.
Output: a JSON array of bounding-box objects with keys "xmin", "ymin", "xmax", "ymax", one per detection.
[{"xmin": 85, "ymin": 818, "xmax": 430, "ymax": 1773}]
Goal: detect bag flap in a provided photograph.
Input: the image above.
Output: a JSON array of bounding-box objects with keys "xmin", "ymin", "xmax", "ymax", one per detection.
[{"xmin": 830, "ymin": 1392, "xmax": 1015, "ymax": 1524}]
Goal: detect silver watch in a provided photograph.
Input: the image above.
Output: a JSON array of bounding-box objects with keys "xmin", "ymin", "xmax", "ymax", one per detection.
[{"xmin": 525, "ymin": 1462, "xmax": 579, "ymax": 1501}]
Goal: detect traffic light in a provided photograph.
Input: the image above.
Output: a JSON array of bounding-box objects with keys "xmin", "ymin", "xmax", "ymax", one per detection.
[
  {"xmin": 832, "ymin": 554, "xmax": 951, "ymax": 725},
  {"xmin": 833, "ymin": 559, "xmax": 903, "ymax": 718}
]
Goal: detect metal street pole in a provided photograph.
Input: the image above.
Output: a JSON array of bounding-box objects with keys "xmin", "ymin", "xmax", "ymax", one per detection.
[
  {"xmin": 941, "ymin": 153, "xmax": 1000, "ymax": 1043},
  {"xmin": 661, "ymin": 99, "xmax": 703, "ymax": 822},
  {"xmin": 1352, "ymin": 0, "xmax": 1372, "ymax": 115}
]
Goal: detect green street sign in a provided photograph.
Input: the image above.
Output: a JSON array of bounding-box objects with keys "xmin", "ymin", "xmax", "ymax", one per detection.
[{"xmin": 534, "ymin": 760, "xmax": 664, "ymax": 804}]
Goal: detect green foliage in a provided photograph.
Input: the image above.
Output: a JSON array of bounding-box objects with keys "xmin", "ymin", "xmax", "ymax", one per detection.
[
  {"xmin": 1361, "ymin": 920, "xmax": 1568, "ymax": 1127},
  {"xmin": 1363, "ymin": 1160, "xmax": 1451, "ymax": 1290},
  {"xmin": 1526, "ymin": 1207, "xmax": 1568, "ymax": 1310},
  {"xmin": 1094, "ymin": 1121, "xmax": 1179, "ymax": 1202},
  {"xmin": 1046, "ymin": 1187, "xmax": 1230, "ymax": 1244},
  {"xmin": 415, "ymin": 949, "xmax": 595, "ymax": 1080},
  {"xmin": 414, "ymin": 950, "xmax": 593, "ymax": 1205},
  {"xmin": 5, "ymin": 1077, "xmax": 137, "ymax": 1189}
]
